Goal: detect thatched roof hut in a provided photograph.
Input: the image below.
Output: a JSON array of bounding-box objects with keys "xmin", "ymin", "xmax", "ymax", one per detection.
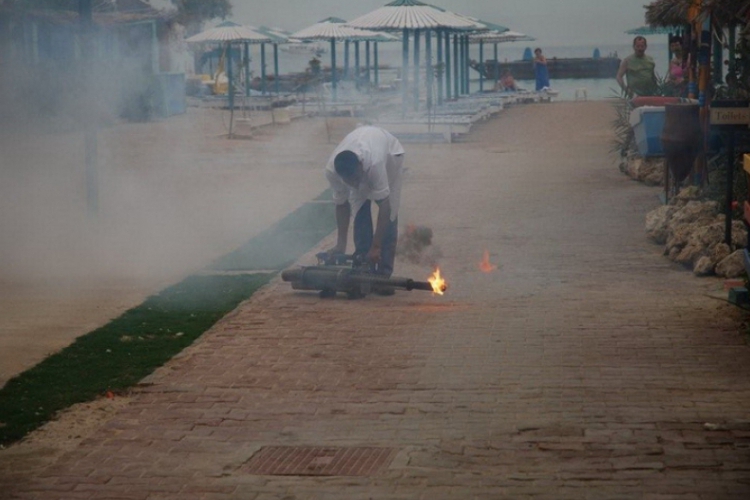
[{"xmin": 644, "ymin": 0, "xmax": 750, "ymax": 28}]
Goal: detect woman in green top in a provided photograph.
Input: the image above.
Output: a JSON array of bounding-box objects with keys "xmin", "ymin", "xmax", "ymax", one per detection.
[{"xmin": 616, "ymin": 36, "xmax": 658, "ymax": 98}]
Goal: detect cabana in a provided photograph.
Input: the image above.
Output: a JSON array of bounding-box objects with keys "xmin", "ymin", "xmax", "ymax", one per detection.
[
  {"xmin": 346, "ymin": 0, "xmax": 483, "ymax": 112},
  {"xmin": 250, "ymin": 25, "xmax": 291, "ymax": 95},
  {"xmin": 290, "ymin": 17, "xmax": 387, "ymax": 101},
  {"xmin": 469, "ymin": 30, "xmax": 535, "ymax": 92},
  {"xmin": 186, "ymin": 22, "xmax": 272, "ymax": 136},
  {"xmin": 186, "ymin": 21, "xmax": 274, "ymax": 102}
]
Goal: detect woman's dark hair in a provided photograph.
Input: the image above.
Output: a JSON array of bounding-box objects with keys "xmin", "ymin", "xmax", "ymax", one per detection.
[
  {"xmin": 334, "ymin": 150, "xmax": 360, "ymax": 178},
  {"xmin": 668, "ymin": 34, "xmax": 682, "ymax": 46}
]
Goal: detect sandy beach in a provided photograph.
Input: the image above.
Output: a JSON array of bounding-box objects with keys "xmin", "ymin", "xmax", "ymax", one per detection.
[{"xmin": 2, "ymin": 99, "xmax": 749, "ymax": 497}]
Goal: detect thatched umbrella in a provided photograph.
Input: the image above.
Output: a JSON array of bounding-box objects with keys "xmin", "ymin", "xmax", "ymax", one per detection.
[
  {"xmin": 645, "ymin": 0, "xmax": 750, "ymax": 27},
  {"xmin": 645, "ymin": 0, "xmax": 750, "ymax": 80},
  {"xmin": 642, "ymin": 0, "xmax": 750, "ymax": 99},
  {"xmin": 347, "ymin": 0, "xmax": 482, "ymax": 112},
  {"xmin": 625, "ymin": 25, "xmax": 682, "ymax": 34}
]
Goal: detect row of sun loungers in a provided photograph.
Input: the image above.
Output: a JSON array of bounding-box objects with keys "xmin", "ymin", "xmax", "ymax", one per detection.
[
  {"xmin": 375, "ymin": 89, "xmax": 556, "ymax": 143},
  {"xmin": 189, "ymin": 84, "xmax": 557, "ymax": 143}
]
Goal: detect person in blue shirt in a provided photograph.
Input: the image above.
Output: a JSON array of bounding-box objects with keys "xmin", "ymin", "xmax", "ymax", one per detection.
[{"xmin": 534, "ymin": 48, "xmax": 550, "ymax": 91}]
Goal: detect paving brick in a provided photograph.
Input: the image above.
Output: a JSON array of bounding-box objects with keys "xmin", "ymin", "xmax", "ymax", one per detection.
[{"xmin": 5, "ymin": 103, "xmax": 750, "ymax": 499}]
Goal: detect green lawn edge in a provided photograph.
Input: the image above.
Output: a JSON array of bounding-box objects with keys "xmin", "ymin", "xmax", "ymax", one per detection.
[{"xmin": 0, "ymin": 193, "xmax": 335, "ymax": 445}]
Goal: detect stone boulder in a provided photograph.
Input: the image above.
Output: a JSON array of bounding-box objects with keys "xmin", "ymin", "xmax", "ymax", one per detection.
[
  {"xmin": 622, "ymin": 156, "xmax": 665, "ymax": 186},
  {"xmin": 645, "ymin": 205, "xmax": 676, "ymax": 244},
  {"xmin": 669, "ymin": 200, "xmax": 719, "ymax": 227},
  {"xmin": 693, "ymin": 255, "xmax": 715, "ymax": 276},
  {"xmin": 710, "ymin": 242, "xmax": 732, "ymax": 264},
  {"xmin": 670, "ymin": 185, "xmax": 702, "ymax": 206},
  {"xmin": 715, "ymin": 250, "xmax": 747, "ymax": 278},
  {"xmin": 645, "ymin": 187, "xmax": 747, "ymax": 276}
]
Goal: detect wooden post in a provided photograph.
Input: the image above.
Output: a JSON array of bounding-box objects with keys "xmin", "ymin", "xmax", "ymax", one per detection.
[
  {"xmin": 79, "ymin": 0, "xmax": 97, "ymax": 214},
  {"xmin": 413, "ymin": 29, "xmax": 420, "ymax": 111},
  {"xmin": 479, "ymin": 40, "xmax": 484, "ymax": 92},
  {"xmin": 425, "ymin": 30, "xmax": 432, "ymax": 110},
  {"xmin": 436, "ymin": 30, "xmax": 443, "ymax": 105}
]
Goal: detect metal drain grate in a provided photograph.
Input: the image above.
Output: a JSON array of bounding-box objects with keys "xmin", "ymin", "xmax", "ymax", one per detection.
[{"xmin": 242, "ymin": 446, "xmax": 397, "ymax": 476}]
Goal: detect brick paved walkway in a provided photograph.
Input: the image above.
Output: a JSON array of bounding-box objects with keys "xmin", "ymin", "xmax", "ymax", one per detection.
[{"xmin": 3, "ymin": 101, "xmax": 750, "ymax": 499}]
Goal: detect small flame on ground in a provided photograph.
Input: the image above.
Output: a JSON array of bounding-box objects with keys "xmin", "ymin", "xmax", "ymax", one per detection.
[
  {"xmin": 479, "ymin": 249, "xmax": 497, "ymax": 273},
  {"xmin": 428, "ymin": 268, "xmax": 447, "ymax": 295}
]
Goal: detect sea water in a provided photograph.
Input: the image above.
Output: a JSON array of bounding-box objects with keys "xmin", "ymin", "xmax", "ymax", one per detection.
[
  {"xmin": 244, "ymin": 40, "xmax": 672, "ymax": 102},
  {"xmin": 470, "ymin": 42, "xmax": 671, "ymax": 101}
]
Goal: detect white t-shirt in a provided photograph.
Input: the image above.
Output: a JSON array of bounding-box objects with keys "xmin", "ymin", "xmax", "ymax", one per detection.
[{"xmin": 325, "ymin": 126, "xmax": 405, "ymax": 220}]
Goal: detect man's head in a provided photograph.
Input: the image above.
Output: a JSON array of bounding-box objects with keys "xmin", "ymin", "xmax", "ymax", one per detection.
[
  {"xmin": 534, "ymin": 48, "xmax": 542, "ymax": 56},
  {"xmin": 334, "ymin": 150, "xmax": 363, "ymax": 188},
  {"xmin": 633, "ymin": 36, "xmax": 648, "ymax": 57}
]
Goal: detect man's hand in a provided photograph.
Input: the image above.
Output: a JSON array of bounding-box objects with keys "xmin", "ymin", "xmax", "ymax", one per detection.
[
  {"xmin": 326, "ymin": 243, "xmax": 346, "ymax": 258},
  {"xmin": 367, "ymin": 245, "xmax": 382, "ymax": 265}
]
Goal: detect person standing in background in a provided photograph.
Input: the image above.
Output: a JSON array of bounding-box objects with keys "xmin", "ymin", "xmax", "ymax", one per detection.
[
  {"xmin": 665, "ymin": 34, "xmax": 687, "ymax": 96},
  {"xmin": 616, "ymin": 36, "xmax": 658, "ymax": 98},
  {"xmin": 533, "ymin": 48, "xmax": 550, "ymax": 91}
]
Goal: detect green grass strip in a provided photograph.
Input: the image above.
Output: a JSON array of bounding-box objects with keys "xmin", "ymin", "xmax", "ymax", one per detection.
[
  {"xmin": 0, "ymin": 190, "xmax": 337, "ymax": 445},
  {"xmin": 0, "ymin": 274, "xmax": 272, "ymax": 445},
  {"xmin": 210, "ymin": 195, "xmax": 335, "ymax": 271}
]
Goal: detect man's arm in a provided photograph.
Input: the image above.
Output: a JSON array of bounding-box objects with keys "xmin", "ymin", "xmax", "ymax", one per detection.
[
  {"xmin": 325, "ymin": 168, "xmax": 351, "ymax": 254},
  {"xmin": 368, "ymin": 196, "xmax": 391, "ymax": 264},
  {"xmin": 616, "ymin": 58, "xmax": 628, "ymax": 93},
  {"xmin": 331, "ymin": 201, "xmax": 351, "ymax": 254}
]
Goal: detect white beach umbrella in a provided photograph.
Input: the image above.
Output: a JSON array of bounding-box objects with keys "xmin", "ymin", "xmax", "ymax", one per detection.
[
  {"xmin": 250, "ymin": 26, "xmax": 294, "ymax": 96},
  {"xmin": 185, "ymin": 24, "xmax": 272, "ymax": 44},
  {"xmin": 186, "ymin": 22, "xmax": 274, "ymax": 137},
  {"xmin": 185, "ymin": 22, "xmax": 273, "ymax": 103},
  {"xmin": 253, "ymin": 26, "xmax": 292, "ymax": 43},
  {"xmin": 347, "ymin": 0, "xmax": 486, "ymax": 111},
  {"xmin": 290, "ymin": 19, "xmax": 385, "ymax": 41},
  {"xmin": 469, "ymin": 31, "xmax": 536, "ymax": 91},
  {"xmin": 290, "ymin": 18, "xmax": 392, "ymax": 100},
  {"xmin": 470, "ymin": 30, "xmax": 535, "ymax": 43},
  {"xmin": 346, "ymin": 0, "xmax": 481, "ymax": 31}
]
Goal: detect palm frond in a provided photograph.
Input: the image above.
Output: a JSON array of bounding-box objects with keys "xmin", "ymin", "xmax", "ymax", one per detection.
[{"xmin": 645, "ymin": 0, "xmax": 750, "ymax": 28}]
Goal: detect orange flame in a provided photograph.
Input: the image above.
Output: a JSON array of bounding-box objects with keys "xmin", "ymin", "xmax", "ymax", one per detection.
[
  {"xmin": 479, "ymin": 250, "xmax": 497, "ymax": 273},
  {"xmin": 428, "ymin": 268, "xmax": 447, "ymax": 295}
]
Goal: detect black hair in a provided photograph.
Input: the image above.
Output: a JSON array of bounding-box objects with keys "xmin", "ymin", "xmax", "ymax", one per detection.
[
  {"xmin": 334, "ymin": 150, "xmax": 360, "ymax": 178},
  {"xmin": 668, "ymin": 34, "xmax": 682, "ymax": 45},
  {"xmin": 633, "ymin": 35, "xmax": 647, "ymax": 46}
]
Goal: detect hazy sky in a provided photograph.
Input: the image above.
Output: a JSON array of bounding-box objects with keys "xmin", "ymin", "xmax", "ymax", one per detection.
[{"xmin": 227, "ymin": 0, "xmax": 650, "ymax": 47}]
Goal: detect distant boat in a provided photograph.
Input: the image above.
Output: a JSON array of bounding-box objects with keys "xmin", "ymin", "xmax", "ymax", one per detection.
[
  {"xmin": 471, "ymin": 51, "xmax": 621, "ymax": 80},
  {"xmin": 280, "ymin": 42, "xmax": 327, "ymax": 57}
]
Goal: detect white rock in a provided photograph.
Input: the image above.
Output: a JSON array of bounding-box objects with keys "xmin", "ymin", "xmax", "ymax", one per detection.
[
  {"xmin": 715, "ymin": 250, "xmax": 747, "ymax": 278},
  {"xmin": 693, "ymin": 255, "xmax": 715, "ymax": 276}
]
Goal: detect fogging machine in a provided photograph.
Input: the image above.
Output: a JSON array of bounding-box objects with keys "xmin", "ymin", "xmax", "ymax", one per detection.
[{"xmin": 281, "ymin": 253, "xmax": 441, "ymax": 299}]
